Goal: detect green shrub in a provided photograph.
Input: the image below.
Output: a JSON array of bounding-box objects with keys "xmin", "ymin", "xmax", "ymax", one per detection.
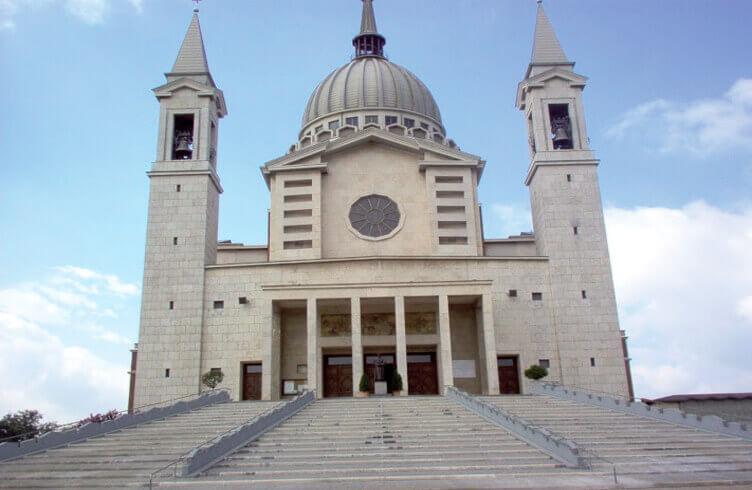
[
  {"xmin": 201, "ymin": 369, "xmax": 224, "ymax": 389},
  {"xmin": 358, "ymin": 373, "xmax": 370, "ymax": 393},
  {"xmin": 524, "ymin": 365, "xmax": 548, "ymax": 380},
  {"xmin": 391, "ymin": 371, "xmax": 403, "ymax": 392}
]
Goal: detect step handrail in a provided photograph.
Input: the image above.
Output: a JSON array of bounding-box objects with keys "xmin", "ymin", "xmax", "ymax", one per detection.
[
  {"xmin": 0, "ymin": 389, "xmax": 231, "ymax": 463},
  {"xmin": 533, "ymin": 381, "xmax": 752, "ymax": 441},
  {"xmin": 446, "ymin": 387, "xmax": 586, "ymax": 468},
  {"xmin": 148, "ymin": 390, "xmax": 315, "ymax": 488}
]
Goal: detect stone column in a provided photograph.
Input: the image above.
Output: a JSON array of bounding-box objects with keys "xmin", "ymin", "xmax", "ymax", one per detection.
[
  {"xmin": 351, "ymin": 297, "xmax": 363, "ymax": 396},
  {"xmin": 395, "ymin": 295, "xmax": 408, "ymax": 396},
  {"xmin": 306, "ymin": 298, "xmax": 320, "ymax": 397},
  {"xmin": 261, "ymin": 299, "xmax": 275, "ymax": 400},
  {"xmin": 438, "ymin": 294, "xmax": 454, "ymax": 394},
  {"xmin": 481, "ymin": 293, "xmax": 499, "ymax": 395}
]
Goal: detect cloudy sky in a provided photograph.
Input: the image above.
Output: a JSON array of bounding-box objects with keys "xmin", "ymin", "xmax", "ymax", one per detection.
[{"xmin": 1, "ymin": 0, "xmax": 750, "ymax": 423}]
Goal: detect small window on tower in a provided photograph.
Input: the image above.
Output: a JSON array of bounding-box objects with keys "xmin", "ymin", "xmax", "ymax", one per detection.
[
  {"xmin": 573, "ymin": 226, "xmax": 579, "ymax": 235},
  {"xmin": 566, "ymin": 174, "xmax": 572, "ymax": 182},
  {"xmin": 365, "ymin": 115, "xmax": 378, "ymax": 124},
  {"xmin": 420, "ymin": 122, "xmax": 429, "ymax": 130},
  {"xmin": 176, "ymin": 184, "xmax": 181, "ymax": 192},
  {"xmin": 172, "ymin": 114, "xmax": 195, "ymax": 160},
  {"xmin": 328, "ymin": 120, "xmax": 340, "ymax": 131},
  {"xmin": 548, "ymin": 104, "xmax": 573, "ymax": 150},
  {"xmin": 539, "ymin": 359, "xmax": 550, "ymax": 368},
  {"xmin": 385, "ymin": 115, "xmax": 398, "ymax": 126},
  {"xmin": 173, "ymin": 237, "xmax": 178, "ymax": 245},
  {"xmin": 213, "ymin": 300, "xmax": 224, "ymax": 309},
  {"xmin": 404, "ymin": 118, "xmax": 415, "ymax": 128},
  {"xmin": 582, "ymin": 290, "xmax": 587, "ymax": 299},
  {"xmin": 314, "ymin": 125, "xmax": 323, "ymax": 134},
  {"xmin": 590, "ymin": 357, "xmax": 596, "ymax": 367},
  {"xmin": 165, "ymin": 368, "xmax": 170, "ymax": 378},
  {"xmin": 532, "ymin": 292, "xmax": 543, "ymax": 301},
  {"xmin": 169, "ymin": 301, "xmax": 174, "ymax": 310},
  {"xmin": 345, "ymin": 116, "xmax": 359, "ymax": 127}
]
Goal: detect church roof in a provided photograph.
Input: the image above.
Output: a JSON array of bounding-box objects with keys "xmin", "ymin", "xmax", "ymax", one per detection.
[
  {"xmin": 525, "ymin": 3, "xmax": 575, "ymax": 79},
  {"xmin": 168, "ymin": 14, "xmax": 215, "ymax": 87}
]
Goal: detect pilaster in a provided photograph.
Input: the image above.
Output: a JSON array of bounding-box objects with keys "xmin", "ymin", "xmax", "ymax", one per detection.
[
  {"xmin": 351, "ymin": 297, "xmax": 363, "ymax": 395},
  {"xmin": 437, "ymin": 295, "xmax": 453, "ymax": 393},
  {"xmin": 306, "ymin": 298, "xmax": 320, "ymax": 397},
  {"xmin": 394, "ymin": 295, "xmax": 408, "ymax": 395},
  {"xmin": 481, "ymin": 294, "xmax": 500, "ymax": 395}
]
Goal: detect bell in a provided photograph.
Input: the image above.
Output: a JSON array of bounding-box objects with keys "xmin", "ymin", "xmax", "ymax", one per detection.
[
  {"xmin": 552, "ymin": 126, "xmax": 571, "ymax": 149},
  {"xmin": 174, "ymin": 136, "xmax": 193, "ymax": 159}
]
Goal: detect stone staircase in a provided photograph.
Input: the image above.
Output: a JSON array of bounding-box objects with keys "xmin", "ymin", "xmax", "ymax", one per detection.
[
  {"xmin": 481, "ymin": 395, "xmax": 752, "ymax": 487},
  {"xmin": 0, "ymin": 400, "xmax": 280, "ymax": 488},
  {"xmin": 174, "ymin": 396, "xmax": 601, "ymax": 488}
]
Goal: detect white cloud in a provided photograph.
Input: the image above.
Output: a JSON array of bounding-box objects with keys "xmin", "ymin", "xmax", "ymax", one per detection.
[
  {"xmin": 490, "ymin": 203, "xmax": 533, "ymax": 238},
  {"xmin": 0, "ymin": 0, "xmax": 141, "ymax": 30},
  {"xmin": 605, "ymin": 201, "xmax": 752, "ymax": 399},
  {"xmin": 0, "ymin": 266, "xmax": 138, "ymax": 421},
  {"xmin": 607, "ymin": 79, "xmax": 752, "ymax": 158}
]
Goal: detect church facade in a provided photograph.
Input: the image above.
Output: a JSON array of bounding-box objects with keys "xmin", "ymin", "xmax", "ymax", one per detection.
[{"xmin": 132, "ymin": 1, "xmax": 633, "ymax": 408}]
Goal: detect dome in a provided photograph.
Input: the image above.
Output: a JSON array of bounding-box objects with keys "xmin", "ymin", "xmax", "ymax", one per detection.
[{"xmin": 301, "ymin": 56, "xmax": 443, "ymax": 131}]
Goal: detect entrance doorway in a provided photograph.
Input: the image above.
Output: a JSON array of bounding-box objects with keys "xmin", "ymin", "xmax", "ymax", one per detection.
[
  {"xmin": 407, "ymin": 352, "xmax": 438, "ymax": 395},
  {"xmin": 323, "ymin": 355, "xmax": 353, "ymax": 397},
  {"xmin": 364, "ymin": 353, "xmax": 395, "ymax": 392},
  {"xmin": 497, "ymin": 356, "xmax": 521, "ymax": 394},
  {"xmin": 242, "ymin": 362, "xmax": 262, "ymax": 400}
]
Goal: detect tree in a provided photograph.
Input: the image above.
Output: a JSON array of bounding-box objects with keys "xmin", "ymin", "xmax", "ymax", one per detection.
[
  {"xmin": 524, "ymin": 365, "xmax": 548, "ymax": 381},
  {"xmin": 0, "ymin": 410, "xmax": 57, "ymax": 442},
  {"xmin": 202, "ymin": 369, "xmax": 224, "ymax": 389},
  {"xmin": 358, "ymin": 373, "xmax": 370, "ymax": 393},
  {"xmin": 391, "ymin": 371, "xmax": 403, "ymax": 392}
]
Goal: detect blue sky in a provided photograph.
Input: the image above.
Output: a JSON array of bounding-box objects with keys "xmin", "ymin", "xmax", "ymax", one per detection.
[{"xmin": 1, "ymin": 0, "xmax": 751, "ymax": 423}]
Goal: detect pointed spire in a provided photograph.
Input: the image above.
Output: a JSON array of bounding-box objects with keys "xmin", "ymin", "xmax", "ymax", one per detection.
[
  {"xmin": 526, "ymin": 2, "xmax": 574, "ymax": 78},
  {"xmin": 167, "ymin": 14, "xmax": 215, "ymax": 87},
  {"xmin": 359, "ymin": 0, "xmax": 378, "ymax": 35},
  {"xmin": 353, "ymin": 0, "xmax": 386, "ymax": 58}
]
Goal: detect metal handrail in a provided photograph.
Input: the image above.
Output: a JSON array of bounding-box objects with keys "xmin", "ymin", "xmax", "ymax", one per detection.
[
  {"xmin": 540, "ymin": 381, "xmax": 633, "ymax": 402},
  {"xmin": 147, "ymin": 400, "xmax": 283, "ymax": 489},
  {"xmin": 0, "ymin": 389, "xmax": 229, "ymax": 445}
]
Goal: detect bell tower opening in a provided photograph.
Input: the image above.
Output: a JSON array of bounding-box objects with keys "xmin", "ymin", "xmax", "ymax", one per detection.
[
  {"xmin": 548, "ymin": 104, "xmax": 573, "ymax": 150},
  {"xmin": 173, "ymin": 114, "xmax": 195, "ymax": 160}
]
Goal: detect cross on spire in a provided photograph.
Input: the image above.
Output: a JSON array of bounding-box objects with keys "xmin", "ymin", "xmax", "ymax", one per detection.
[{"xmin": 192, "ymin": 0, "xmax": 202, "ymax": 13}]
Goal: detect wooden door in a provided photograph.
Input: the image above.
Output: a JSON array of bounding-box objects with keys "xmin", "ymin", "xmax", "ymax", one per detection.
[
  {"xmin": 497, "ymin": 356, "xmax": 520, "ymax": 394},
  {"xmin": 242, "ymin": 362, "xmax": 262, "ymax": 400},
  {"xmin": 324, "ymin": 355, "xmax": 353, "ymax": 397},
  {"xmin": 407, "ymin": 353, "xmax": 438, "ymax": 395}
]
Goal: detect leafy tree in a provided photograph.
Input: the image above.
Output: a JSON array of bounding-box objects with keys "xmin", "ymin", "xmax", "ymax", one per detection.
[
  {"xmin": 358, "ymin": 373, "xmax": 371, "ymax": 393},
  {"xmin": 202, "ymin": 369, "xmax": 224, "ymax": 389},
  {"xmin": 524, "ymin": 365, "xmax": 548, "ymax": 380},
  {"xmin": 0, "ymin": 410, "xmax": 57, "ymax": 442},
  {"xmin": 391, "ymin": 371, "xmax": 403, "ymax": 392}
]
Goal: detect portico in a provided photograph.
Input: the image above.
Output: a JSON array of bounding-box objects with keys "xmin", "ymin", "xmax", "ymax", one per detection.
[{"xmin": 263, "ymin": 281, "xmax": 500, "ymax": 400}]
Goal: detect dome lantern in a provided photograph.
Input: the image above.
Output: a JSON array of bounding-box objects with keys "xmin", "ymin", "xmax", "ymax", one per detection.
[{"xmin": 352, "ymin": 0, "xmax": 386, "ymax": 58}]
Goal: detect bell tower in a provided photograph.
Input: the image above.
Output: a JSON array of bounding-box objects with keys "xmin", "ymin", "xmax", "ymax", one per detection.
[
  {"xmin": 517, "ymin": 2, "xmax": 630, "ymax": 397},
  {"xmin": 134, "ymin": 12, "xmax": 227, "ymax": 407}
]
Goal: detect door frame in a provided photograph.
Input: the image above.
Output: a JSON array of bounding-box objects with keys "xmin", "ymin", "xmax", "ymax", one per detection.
[
  {"xmin": 406, "ymin": 351, "xmax": 439, "ymax": 395},
  {"xmin": 323, "ymin": 354, "xmax": 354, "ymax": 398},
  {"xmin": 496, "ymin": 354, "xmax": 521, "ymax": 394},
  {"xmin": 241, "ymin": 361, "xmax": 263, "ymax": 400}
]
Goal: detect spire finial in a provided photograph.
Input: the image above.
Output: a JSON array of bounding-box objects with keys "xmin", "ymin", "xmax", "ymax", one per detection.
[
  {"xmin": 353, "ymin": 0, "xmax": 386, "ymax": 58},
  {"xmin": 537, "ymin": 0, "xmax": 542, "ymax": 5},
  {"xmin": 192, "ymin": 0, "xmax": 201, "ymax": 13}
]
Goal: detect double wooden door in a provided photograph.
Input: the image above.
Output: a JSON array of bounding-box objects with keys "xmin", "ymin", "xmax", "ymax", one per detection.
[
  {"xmin": 407, "ymin": 353, "xmax": 438, "ymax": 395},
  {"xmin": 497, "ymin": 356, "xmax": 521, "ymax": 394},
  {"xmin": 242, "ymin": 362, "xmax": 262, "ymax": 400},
  {"xmin": 323, "ymin": 355, "xmax": 353, "ymax": 397}
]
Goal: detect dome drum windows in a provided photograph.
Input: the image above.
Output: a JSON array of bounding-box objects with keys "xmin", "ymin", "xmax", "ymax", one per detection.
[{"xmin": 347, "ymin": 194, "xmax": 404, "ymax": 240}]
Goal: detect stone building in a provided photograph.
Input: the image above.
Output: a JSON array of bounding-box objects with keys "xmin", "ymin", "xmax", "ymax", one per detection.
[{"xmin": 131, "ymin": 1, "xmax": 633, "ymax": 408}]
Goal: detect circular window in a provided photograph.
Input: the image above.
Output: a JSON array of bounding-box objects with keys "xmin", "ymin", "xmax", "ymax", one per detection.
[{"xmin": 348, "ymin": 194, "xmax": 401, "ymax": 239}]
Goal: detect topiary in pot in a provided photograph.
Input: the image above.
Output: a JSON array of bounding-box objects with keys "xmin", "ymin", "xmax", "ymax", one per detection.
[
  {"xmin": 358, "ymin": 373, "xmax": 370, "ymax": 397},
  {"xmin": 391, "ymin": 372, "xmax": 403, "ymax": 396},
  {"xmin": 524, "ymin": 365, "xmax": 548, "ymax": 381},
  {"xmin": 201, "ymin": 369, "xmax": 224, "ymax": 390}
]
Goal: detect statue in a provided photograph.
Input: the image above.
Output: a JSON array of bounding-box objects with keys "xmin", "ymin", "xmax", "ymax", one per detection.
[{"xmin": 374, "ymin": 355, "xmax": 385, "ymax": 381}]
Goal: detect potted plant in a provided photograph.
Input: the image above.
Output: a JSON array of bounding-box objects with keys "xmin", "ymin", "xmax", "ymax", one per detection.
[
  {"xmin": 391, "ymin": 371, "xmax": 403, "ymax": 396},
  {"xmin": 358, "ymin": 373, "xmax": 370, "ymax": 397},
  {"xmin": 201, "ymin": 369, "xmax": 224, "ymax": 390},
  {"xmin": 524, "ymin": 364, "xmax": 548, "ymax": 381}
]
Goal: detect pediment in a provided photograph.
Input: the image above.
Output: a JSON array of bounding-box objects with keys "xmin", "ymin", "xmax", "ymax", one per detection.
[
  {"xmin": 153, "ymin": 78, "xmax": 228, "ymax": 116},
  {"xmin": 516, "ymin": 68, "xmax": 588, "ymax": 109}
]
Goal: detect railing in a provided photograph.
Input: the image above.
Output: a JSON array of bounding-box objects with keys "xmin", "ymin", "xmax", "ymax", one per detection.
[
  {"xmin": 532, "ymin": 382, "xmax": 752, "ymax": 441},
  {"xmin": 148, "ymin": 390, "xmax": 315, "ymax": 488},
  {"xmin": 0, "ymin": 389, "xmax": 230, "ymax": 462},
  {"xmin": 446, "ymin": 386, "xmax": 586, "ymax": 468}
]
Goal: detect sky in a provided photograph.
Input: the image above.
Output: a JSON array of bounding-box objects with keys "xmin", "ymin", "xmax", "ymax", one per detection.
[{"xmin": 1, "ymin": 0, "xmax": 751, "ymax": 424}]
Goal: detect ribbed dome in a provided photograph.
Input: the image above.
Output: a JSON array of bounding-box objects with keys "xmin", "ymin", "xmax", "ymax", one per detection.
[{"xmin": 302, "ymin": 56, "xmax": 443, "ymax": 130}]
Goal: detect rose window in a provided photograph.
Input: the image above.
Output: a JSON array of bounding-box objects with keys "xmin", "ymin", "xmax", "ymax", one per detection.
[{"xmin": 348, "ymin": 194, "xmax": 401, "ymax": 238}]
